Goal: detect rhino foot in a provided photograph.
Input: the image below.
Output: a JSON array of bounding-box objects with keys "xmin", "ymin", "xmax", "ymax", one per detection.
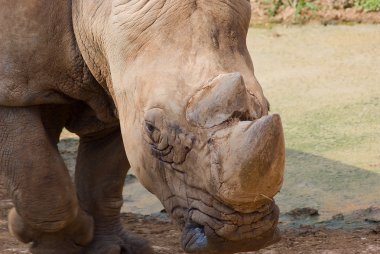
[
  {"xmin": 84, "ymin": 230, "xmax": 153, "ymax": 254},
  {"xmin": 8, "ymin": 208, "xmax": 94, "ymax": 254}
]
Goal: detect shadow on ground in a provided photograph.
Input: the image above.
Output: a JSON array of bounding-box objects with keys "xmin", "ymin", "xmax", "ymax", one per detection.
[
  {"xmin": 279, "ymin": 149, "xmax": 380, "ymax": 227},
  {"xmin": 55, "ymin": 140, "xmax": 380, "ymax": 227}
]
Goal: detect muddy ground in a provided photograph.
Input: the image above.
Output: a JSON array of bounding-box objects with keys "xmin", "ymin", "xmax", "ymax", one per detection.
[{"xmin": 1, "ymin": 24, "xmax": 380, "ymax": 253}]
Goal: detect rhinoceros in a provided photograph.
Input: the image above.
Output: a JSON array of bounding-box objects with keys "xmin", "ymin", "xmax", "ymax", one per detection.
[{"xmin": 0, "ymin": 0, "xmax": 285, "ymax": 253}]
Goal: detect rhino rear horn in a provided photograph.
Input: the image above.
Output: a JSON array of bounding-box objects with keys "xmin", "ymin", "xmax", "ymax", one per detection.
[{"xmin": 186, "ymin": 72, "xmax": 252, "ymax": 128}]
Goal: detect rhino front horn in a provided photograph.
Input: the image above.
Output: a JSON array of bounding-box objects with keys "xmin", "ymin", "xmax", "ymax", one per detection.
[{"xmin": 210, "ymin": 114, "xmax": 285, "ymax": 213}]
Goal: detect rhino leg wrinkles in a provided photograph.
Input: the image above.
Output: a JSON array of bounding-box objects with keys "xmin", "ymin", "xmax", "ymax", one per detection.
[
  {"xmin": 75, "ymin": 127, "xmax": 153, "ymax": 254},
  {"xmin": 0, "ymin": 106, "xmax": 93, "ymax": 253}
]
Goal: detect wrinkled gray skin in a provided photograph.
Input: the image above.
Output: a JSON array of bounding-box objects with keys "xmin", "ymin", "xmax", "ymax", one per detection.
[{"xmin": 0, "ymin": 1, "xmax": 285, "ymax": 253}]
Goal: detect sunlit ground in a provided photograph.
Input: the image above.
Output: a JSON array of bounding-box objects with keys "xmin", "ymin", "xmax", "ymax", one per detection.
[{"xmin": 249, "ymin": 24, "xmax": 380, "ymax": 219}]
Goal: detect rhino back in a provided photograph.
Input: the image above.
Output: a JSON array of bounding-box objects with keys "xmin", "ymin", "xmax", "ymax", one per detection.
[
  {"xmin": 0, "ymin": 0, "xmax": 107, "ymax": 109},
  {"xmin": 0, "ymin": 0, "xmax": 118, "ymax": 135}
]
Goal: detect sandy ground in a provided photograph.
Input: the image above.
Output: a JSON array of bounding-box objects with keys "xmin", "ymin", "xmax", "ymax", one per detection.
[{"xmin": 1, "ymin": 24, "xmax": 380, "ymax": 253}]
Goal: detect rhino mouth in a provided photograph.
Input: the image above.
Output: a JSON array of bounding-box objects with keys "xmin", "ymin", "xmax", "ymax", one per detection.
[
  {"xmin": 182, "ymin": 203, "xmax": 279, "ymax": 253},
  {"xmin": 165, "ymin": 187, "xmax": 280, "ymax": 254}
]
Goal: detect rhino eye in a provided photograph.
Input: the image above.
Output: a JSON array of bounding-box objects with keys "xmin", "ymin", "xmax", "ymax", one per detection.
[
  {"xmin": 145, "ymin": 122, "xmax": 160, "ymax": 143},
  {"xmin": 145, "ymin": 122, "xmax": 156, "ymax": 133}
]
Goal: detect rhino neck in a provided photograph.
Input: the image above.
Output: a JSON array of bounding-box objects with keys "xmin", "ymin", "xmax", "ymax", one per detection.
[{"xmin": 72, "ymin": 0, "xmax": 114, "ymax": 98}]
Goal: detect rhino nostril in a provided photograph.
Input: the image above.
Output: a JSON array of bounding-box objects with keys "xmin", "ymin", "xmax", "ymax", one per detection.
[
  {"xmin": 230, "ymin": 110, "xmax": 254, "ymax": 122},
  {"xmin": 247, "ymin": 91, "xmax": 264, "ymax": 120},
  {"xmin": 182, "ymin": 219, "xmax": 208, "ymax": 252}
]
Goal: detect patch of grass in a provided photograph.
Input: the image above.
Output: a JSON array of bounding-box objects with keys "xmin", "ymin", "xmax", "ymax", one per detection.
[
  {"xmin": 266, "ymin": 0, "xmax": 320, "ymax": 17},
  {"xmin": 268, "ymin": 0, "xmax": 285, "ymax": 16},
  {"xmin": 251, "ymin": 0, "xmax": 380, "ymax": 26},
  {"xmin": 355, "ymin": 0, "xmax": 380, "ymax": 11},
  {"xmin": 280, "ymin": 98, "xmax": 380, "ymax": 154},
  {"xmin": 295, "ymin": 0, "xmax": 319, "ymax": 16}
]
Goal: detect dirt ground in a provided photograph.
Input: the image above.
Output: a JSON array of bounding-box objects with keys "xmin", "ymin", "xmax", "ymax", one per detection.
[
  {"xmin": 2, "ymin": 207, "xmax": 380, "ymax": 254},
  {"xmin": 1, "ymin": 24, "xmax": 379, "ymax": 253}
]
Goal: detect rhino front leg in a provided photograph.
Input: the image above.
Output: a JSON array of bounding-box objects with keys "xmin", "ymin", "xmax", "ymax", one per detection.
[
  {"xmin": 75, "ymin": 127, "xmax": 153, "ymax": 254},
  {"xmin": 0, "ymin": 106, "xmax": 94, "ymax": 254}
]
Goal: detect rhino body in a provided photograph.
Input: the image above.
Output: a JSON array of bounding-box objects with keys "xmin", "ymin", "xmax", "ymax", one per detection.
[{"xmin": 0, "ymin": 1, "xmax": 285, "ymax": 253}]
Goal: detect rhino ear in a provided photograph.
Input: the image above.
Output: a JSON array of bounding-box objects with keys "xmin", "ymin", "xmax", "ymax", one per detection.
[{"xmin": 186, "ymin": 73, "xmax": 250, "ymax": 128}]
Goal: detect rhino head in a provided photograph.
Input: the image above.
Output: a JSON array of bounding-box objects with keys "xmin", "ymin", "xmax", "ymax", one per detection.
[{"xmin": 74, "ymin": 0, "xmax": 285, "ymax": 253}]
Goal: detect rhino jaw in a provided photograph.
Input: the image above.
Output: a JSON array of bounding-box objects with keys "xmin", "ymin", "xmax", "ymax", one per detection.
[{"xmin": 180, "ymin": 203, "xmax": 281, "ymax": 254}]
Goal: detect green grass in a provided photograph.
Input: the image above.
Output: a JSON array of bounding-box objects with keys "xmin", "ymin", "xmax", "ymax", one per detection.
[
  {"xmin": 266, "ymin": 0, "xmax": 319, "ymax": 17},
  {"xmin": 263, "ymin": 0, "xmax": 380, "ymax": 19},
  {"xmin": 282, "ymin": 97, "xmax": 380, "ymax": 155},
  {"xmin": 356, "ymin": 0, "xmax": 380, "ymax": 11}
]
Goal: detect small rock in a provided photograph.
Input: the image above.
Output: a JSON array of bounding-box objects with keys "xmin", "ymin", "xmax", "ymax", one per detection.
[
  {"xmin": 363, "ymin": 207, "xmax": 380, "ymax": 223},
  {"xmin": 286, "ymin": 208, "xmax": 319, "ymax": 218},
  {"xmin": 371, "ymin": 225, "xmax": 380, "ymax": 234},
  {"xmin": 332, "ymin": 213, "xmax": 344, "ymax": 221}
]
